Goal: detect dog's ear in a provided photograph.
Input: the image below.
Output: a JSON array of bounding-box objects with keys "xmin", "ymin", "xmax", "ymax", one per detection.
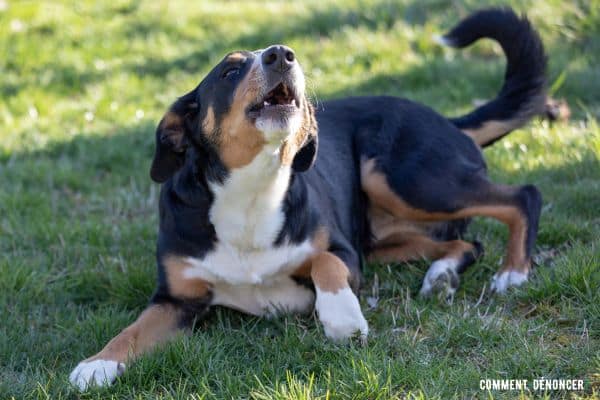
[
  {"xmin": 292, "ymin": 134, "xmax": 318, "ymax": 172},
  {"xmin": 292, "ymin": 102, "xmax": 319, "ymax": 172},
  {"xmin": 150, "ymin": 90, "xmax": 199, "ymax": 183}
]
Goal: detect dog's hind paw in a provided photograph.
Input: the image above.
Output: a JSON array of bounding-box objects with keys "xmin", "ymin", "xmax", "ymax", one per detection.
[
  {"xmin": 419, "ymin": 258, "xmax": 460, "ymax": 300},
  {"xmin": 69, "ymin": 359, "xmax": 125, "ymax": 391},
  {"xmin": 491, "ymin": 270, "xmax": 528, "ymax": 293}
]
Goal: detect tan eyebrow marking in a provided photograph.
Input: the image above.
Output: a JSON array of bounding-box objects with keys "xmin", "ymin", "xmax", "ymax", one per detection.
[{"xmin": 226, "ymin": 52, "xmax": 246, "ymax": 62}]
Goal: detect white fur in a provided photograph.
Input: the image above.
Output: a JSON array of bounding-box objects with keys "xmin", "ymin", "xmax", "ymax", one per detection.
[
  {"xmin": 183, "ymin": 239, "xmax": 313, "ymax": 285},
  {"xmin": 213, "ymin": 276, "xmax": 314, "ymax": 316},
  {"xmin": 183, "ymin": 240, "xmax": 313, "ymax": 285},
  {"xmin": 491, "ymin": 270, "xmax": 528, "ymax": 293},
  {"xmin": 255, "ymin": 108, "xmax": 303, "ymax": 144},
  {"xmin": 183, "ymin": 50, "xmax": 311, "ymax": 286},
  {"xmin": 250, "ymin": 51, "xmax": 304, "ymax": 145},
  {"xmin": 433, "ymin": 34, "xmax": 454, "ymax": 47},
  {"xmin": 183, "ymin": 145, "xmax": 314, "ymax": 286},
  {"xmin": 69, "ymin": 359, "xmax": 125, "ymax": 391},
  {"xmin": 419, "ymin": 258, "xmax": 459, "ymax": 297},
  {"xmin": 315, "ymin": 287, "xmax": 368, "ymax": 341},
  {"xmin": 182, "ymin": 145, "xmax": 316, "ymax": 315},
  {"xmin": 210, "ymin": 145, "xmax": 290, "ymax": 249}
]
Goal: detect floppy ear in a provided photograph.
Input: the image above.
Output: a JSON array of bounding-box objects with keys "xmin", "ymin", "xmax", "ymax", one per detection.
[
  {"xmin": 291, "ymin": 102, "xmax": 319, "ymax": 172},
  {"xmin": 292, "ymin": 134, "xmax": 317, "ymax": 172},
  {"xmin": 150, "ymin": 90, "xmax": 199, "ymax": 183}
]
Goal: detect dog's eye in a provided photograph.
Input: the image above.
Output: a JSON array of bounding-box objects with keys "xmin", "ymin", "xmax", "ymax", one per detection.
[{"xmin": 222, "ymin": 67, "xmax": 240, "ymax": 78}]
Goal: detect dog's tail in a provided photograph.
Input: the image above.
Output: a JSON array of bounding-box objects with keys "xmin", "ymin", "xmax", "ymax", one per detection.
[{"xmin": 440, "ymin": 8, "xmax": 547, "ymax": 148}]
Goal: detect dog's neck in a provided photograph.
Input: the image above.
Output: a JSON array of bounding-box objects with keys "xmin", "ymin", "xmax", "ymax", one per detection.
[{"xmin": 208, "ymin": 144, "xmax": 292, "ymax": 250}]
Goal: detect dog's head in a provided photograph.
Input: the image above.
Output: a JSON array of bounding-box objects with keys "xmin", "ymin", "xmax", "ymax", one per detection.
[{"xmin": 150, "ymin": 45, "xmax": 318, "ymax": 183}]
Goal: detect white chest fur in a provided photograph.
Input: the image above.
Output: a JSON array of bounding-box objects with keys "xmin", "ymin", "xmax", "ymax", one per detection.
[
  {"xmin": 210, "ymin": 146, "xmax": 291, "ymax": 250},
  {"xmin": 182, "ymin": 146, "xmax": 315, "ymax": 315}
]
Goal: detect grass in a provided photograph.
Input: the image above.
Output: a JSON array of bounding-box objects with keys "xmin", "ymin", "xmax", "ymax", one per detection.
[{"xmin": 1, "ymin": 0, "xmax": 599, "ymax": 398}]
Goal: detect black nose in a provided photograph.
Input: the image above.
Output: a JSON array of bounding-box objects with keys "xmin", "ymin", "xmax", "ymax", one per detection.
[{"xmin": 261, "ymin": 45, "xmax": 296, "ymax": 73}]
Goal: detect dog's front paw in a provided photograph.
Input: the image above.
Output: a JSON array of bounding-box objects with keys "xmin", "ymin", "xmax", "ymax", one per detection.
[
  {"xmin": 315, "ymin": 287, "xmax": 368, "ymax": 341},
  {"xmin": 69, "ymin": 359, "xmax": 125, "ymax": 391}
]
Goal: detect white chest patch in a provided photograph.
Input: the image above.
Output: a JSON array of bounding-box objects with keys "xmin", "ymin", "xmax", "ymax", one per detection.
[
  {"xmin": 209, "ymin": 146, "xmax": 291, "ymax": 251},
  {"xmin": 182, "ymin": 146, "xmax": 316, "ymax": 315}
]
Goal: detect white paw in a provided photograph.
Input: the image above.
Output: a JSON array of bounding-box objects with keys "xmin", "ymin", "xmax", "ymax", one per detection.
[
  {"xmin": 419, "ymin": 258, "xmax": 460, "ymax": 298},
  {"xmin": 315, "ymin": 287, "xmax": 368, "ymax": 341},
  {"xmin": 69, "ymin": 359, "xmax": 125, "ymax": 391},
  {"xmin": 491, "ymin": 270, "xmax": 528, "ymax": 293}
]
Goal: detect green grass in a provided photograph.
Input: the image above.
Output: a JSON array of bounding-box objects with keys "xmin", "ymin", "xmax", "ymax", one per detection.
[{"xmin": 1, "ymin": 0, "xmax": 599, "ymax": 399}]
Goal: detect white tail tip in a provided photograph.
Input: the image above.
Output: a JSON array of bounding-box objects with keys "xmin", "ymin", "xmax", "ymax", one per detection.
[{"xmin": 433, "ymin": 34, "xmax": 454, "ymax": 47}]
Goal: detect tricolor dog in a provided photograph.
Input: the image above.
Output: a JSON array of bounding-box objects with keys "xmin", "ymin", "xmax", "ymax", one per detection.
[{"xmin": 70, "ymin": 8, "xmax": 546, "ymax": 390}]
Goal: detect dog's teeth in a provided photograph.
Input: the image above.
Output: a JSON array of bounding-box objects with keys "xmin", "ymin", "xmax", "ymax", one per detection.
[{"xmin": 264, "ymin": 101, "xmax": 270, "ymax": 106}]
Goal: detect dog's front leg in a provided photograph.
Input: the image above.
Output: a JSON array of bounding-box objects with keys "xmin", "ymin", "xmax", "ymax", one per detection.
[
  {"xmin": 69, "ymin": 270, "xmax": 212, "ymax": 392},
  {"xmin": 311, "ymin": 252, "xmax": 368, "ymax": 341},
  {"xmin": 69, "ymin": 258, "xmax": 212, "ymax": 391},
  {"xmin": 69, "ymin": 302, "xmax": 186, "ymax": 390}
]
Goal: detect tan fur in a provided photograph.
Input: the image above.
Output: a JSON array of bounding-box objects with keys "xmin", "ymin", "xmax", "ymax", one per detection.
[
  {"xmin": 280, "ymin": 100, "xmax": 316, "ymax": 166},
  {"xmin": 161, "ymin": 111, "xmax": 182, "ymax": 130},
  {"xmin": 311, "ymin": 252, "xmax": 350, "ymax": 293},
  {"xmin": 202, "ymin": 106, "xmax": 216, "ymax": 136},
  {"xmin": 159, "ymin": 111, "xmax": 186, "ymax": 149},
  {"xmin": 291, "ymin": 259, "xmax": 313, "ymax": 280},
  {"xmin": 291, "ymin": 226, "xmax": 330, "ymax": 279},
  {"xmin": 463, "ymin": 120, "xmax": 515, "ymax": 147},
  {"xmin": 279, "ymin": 134, "xmax": 301, "ymax": 166},
  {"xmin": 361, "ymin": 159, "xmax": 529, "ymax": 270},
  {"xmin": 199, "ymin": 56, "xmax": 314, "ymax": 170},
  {"xmin": 226, "ymin": 52, "xmax": 246, "ymax": 62},
  {"xmin": 163, "ymin": 255, "xmax": 212, "ymax": 299},
  {"xmin": 85, "ymin": 304, "xmax": 181, "ymax": 363},
  {"xmin": 369, "ymin": 205, "xmax": 431, "ymax": 242},
  {"xmin": 312, "ymin": 226, "xmax": 330, "ymax": 253},
  {"xmin": 218, "ymin": 61, "xmax": 268, "ymax": 169},
  {"xmin": 369, "ymin": 234, "xmax": 475, "ymax": 264}
]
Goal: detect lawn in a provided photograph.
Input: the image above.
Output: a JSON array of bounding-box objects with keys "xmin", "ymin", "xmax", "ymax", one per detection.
[{"xmin": 0, "ymin": 0, "xmax": 599, "ymax": 399}]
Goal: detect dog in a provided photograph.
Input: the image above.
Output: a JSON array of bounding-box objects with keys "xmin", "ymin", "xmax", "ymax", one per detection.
[{"xmin": 70, "ymin": 8, "xmax": 546, "ymax": 390}]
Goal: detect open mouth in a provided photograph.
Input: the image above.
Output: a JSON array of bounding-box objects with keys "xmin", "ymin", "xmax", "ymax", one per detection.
[{"xmin": 248, "ymin": 82, "xmax": 300, "ymax": 119}]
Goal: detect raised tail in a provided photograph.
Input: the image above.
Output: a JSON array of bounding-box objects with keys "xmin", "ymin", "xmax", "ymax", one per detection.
[{"xmin": 441, "ymin": 8, "xmax": 547, "ymax": 148}]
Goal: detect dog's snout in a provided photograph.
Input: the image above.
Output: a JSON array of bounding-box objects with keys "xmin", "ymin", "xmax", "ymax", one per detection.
[{"xmin": 261, "ymin": 45, "xmax": 296, "ymax": 73}]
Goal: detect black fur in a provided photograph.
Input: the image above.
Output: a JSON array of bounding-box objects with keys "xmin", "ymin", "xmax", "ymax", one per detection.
[
  {"xmin": 446, "ymin": 8, "xmax": 547, "ymax": 146},
  {"xmin": 151, "ymin": 8, "xmax": 546, "ymax": 316},
  {"xmin": 67, "ymin": 11, "xmax": 548, "ymax": 390}
]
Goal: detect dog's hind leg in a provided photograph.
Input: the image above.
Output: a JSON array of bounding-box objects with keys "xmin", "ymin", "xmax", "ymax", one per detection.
[
  {"xmin": 362, "ymin": 159, "xmax": 542, "ymax": 294},
  {"xmin": 369, "ymin": 231, "xmax": 483, "ymax": 298}
]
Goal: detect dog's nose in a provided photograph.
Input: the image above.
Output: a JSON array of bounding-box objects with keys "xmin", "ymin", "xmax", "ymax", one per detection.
[{"xmin": 261, "ymin": 45, "xmax": 296, "ymax": 73}]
